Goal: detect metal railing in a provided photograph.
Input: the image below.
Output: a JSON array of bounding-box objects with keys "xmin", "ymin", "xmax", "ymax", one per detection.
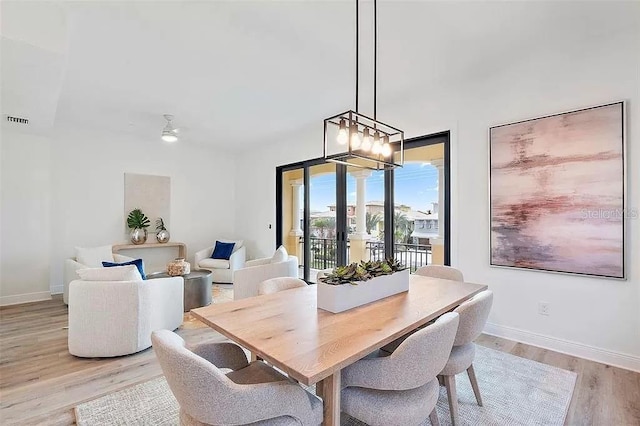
[
  {"xmin": 366, "ymin": 241, "xmax": 432, "ymax": 272},
  {"xmin": 298, "ymin": 237, "xmax": 431, "ymax": 272}
]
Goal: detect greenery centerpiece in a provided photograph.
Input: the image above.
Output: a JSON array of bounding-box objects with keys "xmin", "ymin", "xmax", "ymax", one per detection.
[
  {"xmin": 322, "ymin": 258, "xmax": 405, "ymax": 285},
  {"xmin": 127, "ymin": 208, "xmax": 150, "ymax": 245},
  {"xmin": 317, "ymin": 258, "xmax": 410, "ymax": 313}
]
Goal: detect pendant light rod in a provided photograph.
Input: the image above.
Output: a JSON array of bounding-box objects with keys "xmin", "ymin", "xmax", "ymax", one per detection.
[
  {"xmin": 373, "ymin": 0, "xmax": 377, "ymax": 121},
  {"xmin": 355, "ymin": 0, "xmax": 359, "ymax": 113}
]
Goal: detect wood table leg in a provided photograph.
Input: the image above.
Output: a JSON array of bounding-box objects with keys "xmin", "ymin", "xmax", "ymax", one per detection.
[
  {"xmin": 316, "ymin": 379, "xmax": 324, "ymax": 399},
  {"xmin": 321, "ymin": 372, "xmax": 341, "ymax": 426},
  {"xmin": 250, "ymin": 352, "xmax": 258, "ymax": 362}
]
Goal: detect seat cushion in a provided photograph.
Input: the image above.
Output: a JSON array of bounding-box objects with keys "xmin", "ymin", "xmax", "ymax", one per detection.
[
  {"xmin": 75, "ymin": 245, "xmax": 114, "ymax": 267},
  {"xmin": 226, "ymin": 361, "xmax": 290, "ymax": 385},
  {"xmin": 271, "ymin": 246, "xmax": 288, "ymax": 263},
  {"xmin": 76, "ymin": 265, "xmax": 143, "ymax": 281},
  {"xmin": 102, "ymin": 258, "xmax": 146, "ymax": 279},
  {"xmin": 440, "ymin": 342, "xmax": 476, "ymax": 376},
  {"xmin": 199, "ymin": 258, "xmax": 230, "ymax": 269},
  {"xmin": 342, "ymin": 379, "xmax": 439, "ymax": 426}
]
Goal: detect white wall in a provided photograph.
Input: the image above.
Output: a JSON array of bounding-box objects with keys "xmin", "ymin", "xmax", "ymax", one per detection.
[
  {"xmin": 47, "ymin": 123, "xmax": 238, "ymax": 294},
  {"xmin": 234, "ymin": 6, "xmax": 640, "ymax": 370},
  {"xmin": 0, "ymin": 127, "xmax": 52, "ymax": 305},
  {"xmin": 0, "ymin": 121, "xmax": 237, "ymax": 302}
]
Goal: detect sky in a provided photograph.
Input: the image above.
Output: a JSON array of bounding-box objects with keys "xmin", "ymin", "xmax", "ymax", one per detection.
[{"xmin": 308, "ymin": 162, "xmax": 439, "ymax": 212}]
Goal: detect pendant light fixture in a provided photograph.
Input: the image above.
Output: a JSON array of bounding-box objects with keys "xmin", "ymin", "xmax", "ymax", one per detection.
[
  {"xmin": 161, "ymin": 114, "xmax": 179, "ymax": 143},
  {"xmin": 323, "ymin": 0, "xmax": 404, "ymax": 170}
]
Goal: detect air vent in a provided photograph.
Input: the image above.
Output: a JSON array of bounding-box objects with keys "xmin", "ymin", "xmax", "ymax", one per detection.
[{"xmin": 6, "ymin": 116, "xmax": 29, "ymax": 125}]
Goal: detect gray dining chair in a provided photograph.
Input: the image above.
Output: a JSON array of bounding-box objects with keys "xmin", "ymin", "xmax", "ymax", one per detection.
[
  {"xmin": 151, "ymin": 330, "xmax": 323, "ymax": 425},
  {"xmin": 340, "ymin": 312, "xmax": 460, "ymax": 426},
  {"xmin": 258, "ymin": 277, "xmax": 307, "ymax": 295},
  {"xmin": 440, "ymin": 290, "xmax": 493, "ymax": 425},
  {"xmin": 415, "ymin": 265, "xmax": 464, "ymax": 282}
]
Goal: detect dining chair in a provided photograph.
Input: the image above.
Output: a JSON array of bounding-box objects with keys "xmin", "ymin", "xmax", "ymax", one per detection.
[
  {"xmin": 151, "ymin": 330, "xmax": 323, "ymax": 425},
  {"xmin": 258, "ymin": 277, "xmax": 307, "ymax": 295},
  {"xmin": 440, "ymin": 290, "xmax": 493, "ymax": 425},
  {"xmin": 340, "ymin": 312, "xmax": 460, "ymax": 426},
  {"xmin": 415, "ymin": 265, "xmax": 464, "ymax": 282}
]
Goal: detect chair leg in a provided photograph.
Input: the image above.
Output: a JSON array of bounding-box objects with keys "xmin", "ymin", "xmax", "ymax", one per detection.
[
  {"xmin": 429, "ymin": 407, "xmax": 440, "ymax": 426},
  {"xmin": 443, "ymin": 374, "xmax": 459, "ymax": 426},
  {"xmin": 467, "ymin": 364, "xmax": 483, "ymax": 406}
]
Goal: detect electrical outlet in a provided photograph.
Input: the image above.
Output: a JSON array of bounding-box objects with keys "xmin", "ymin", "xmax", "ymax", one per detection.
[{"xmin": 538, "ymin": 302, "xmax": 550, "ymax": 316}]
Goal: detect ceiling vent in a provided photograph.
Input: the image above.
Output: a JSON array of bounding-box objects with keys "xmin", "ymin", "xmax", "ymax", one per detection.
[{"xmin": 6, "ymin": 116, "xmax": 29, "ymax": 125}]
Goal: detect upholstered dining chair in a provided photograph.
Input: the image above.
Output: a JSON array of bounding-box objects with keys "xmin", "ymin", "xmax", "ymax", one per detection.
[
  {"xmin": 440, "ymin": 290, "xmax": 493, "ymax": 425},
  {"xmin": 258, "ymin": 277, "xmax": 307, "ymax": 295},
  {"xmin": 340, "ymin": 312, "xmax": 460, "ymax": 426},
  {"xmin": 415, "ymin": 265, "xmax": 464, "ymax": 282},
  {"xmin": 151, "ymin": 330, "xmax": 323, "ymax": 425}
]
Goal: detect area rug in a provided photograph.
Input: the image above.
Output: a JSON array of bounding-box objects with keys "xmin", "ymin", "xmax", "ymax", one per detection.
[{"xmin": 75, "ymin": 345, "xmax": 577, "ymax": 425}]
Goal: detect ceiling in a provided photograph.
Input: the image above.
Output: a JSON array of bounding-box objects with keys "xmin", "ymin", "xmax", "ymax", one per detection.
[{"xmin": 2, "ymin": 1, "xmax": 638, "ymax": 150}]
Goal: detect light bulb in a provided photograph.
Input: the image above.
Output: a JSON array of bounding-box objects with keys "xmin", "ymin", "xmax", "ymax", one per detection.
[
  {"xmin": 372, "ymin": 132, "xmax": 382, "ymax": 155},
  {"xmin": 336, "ymin": 119, "xmax": 348, "ymax": 145},
  {"xmin": 350, "ymin": 126, "xmax": 362, "ymax": 149},
  {"xmin": 361, "ymin": 128, "xmax": 372, "ymax": 151},
  {"xmin": 381, "ymin": 142, "xmax": 392, "ymax": 157}
]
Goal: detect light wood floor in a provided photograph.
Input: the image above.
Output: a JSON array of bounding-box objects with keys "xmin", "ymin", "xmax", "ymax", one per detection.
[{"xmin": 1, "ymin": 291, "xmax": 638, "ymax": 426}]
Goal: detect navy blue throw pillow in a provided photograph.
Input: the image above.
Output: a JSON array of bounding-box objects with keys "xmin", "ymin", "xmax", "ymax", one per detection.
[
  {"xmin": 102, "ymin": 258, "xmax": 146, "ymax": 280},
  {"xmin": 211, "ymin": 241, "xmax": 235, "ymax": 260}
]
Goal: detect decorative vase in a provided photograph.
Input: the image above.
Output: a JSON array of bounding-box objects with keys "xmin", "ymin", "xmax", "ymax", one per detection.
[
  {"xmin": 130, "ymin": 228, "xmax": 148, "ymax": 245},
  {"xmin": 156, "ymin": 229, "xmax": 170, "ymax": 243},
  {"xmin": 167, "ymin": 258, "xmax": 191, "ymax": 276}
]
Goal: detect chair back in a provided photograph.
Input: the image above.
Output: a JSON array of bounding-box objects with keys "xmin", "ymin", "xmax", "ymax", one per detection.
[
  {"xmin": 415, "ymin": 265, "xmax": 464, "ymax": 281},
  {"xmin": 389, "ymin": 312, "xmax": 459, "ymax": 388},
  {"xmin": 453, "ymin": 290, "xmax": 493, "ymax": 346},
  {"xmin": 258, "ymin": 277, "xmax": 307, "ymax": 295},
  {"xmin": 151, "ymin": 330, "xmax": 237, "ymax": 424}
]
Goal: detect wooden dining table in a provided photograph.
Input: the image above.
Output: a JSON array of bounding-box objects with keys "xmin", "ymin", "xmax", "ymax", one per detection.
[{"xmin": 191, "ymin": 274, "xmax": 487, "ymax": 426}]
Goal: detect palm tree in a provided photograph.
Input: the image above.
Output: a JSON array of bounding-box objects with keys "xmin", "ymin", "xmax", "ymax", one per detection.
[
  {"xmin": 394, "ymin": 211, "xmax": 411, "ymax": 243},
  {"xmin": 366, "ymin": 212, "xmax": 382, "ymax": 235},
  {"xmin": 312, "ymin": 217, "xmax": 336, "ymax": 238}
]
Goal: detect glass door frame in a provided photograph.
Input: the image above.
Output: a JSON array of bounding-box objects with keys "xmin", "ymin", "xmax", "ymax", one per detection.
[{"xmin": 276, "ymin": 130, "xmax": 451, "ymax": 280}]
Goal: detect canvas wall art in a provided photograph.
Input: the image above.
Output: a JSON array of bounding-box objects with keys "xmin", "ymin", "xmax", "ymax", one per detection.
[
  {"xmin": 124, "ymin": 173, "xmax": 171, "ymax": 238},
  {"xmin": 490, "ymin": 102, "xmax": 625, "ymax": 279}
]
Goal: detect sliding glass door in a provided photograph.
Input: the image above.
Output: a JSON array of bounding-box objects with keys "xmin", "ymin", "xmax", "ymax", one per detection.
[{"xmin": 277, "ymin": 132, "xmax": 450, "ymax": 282}]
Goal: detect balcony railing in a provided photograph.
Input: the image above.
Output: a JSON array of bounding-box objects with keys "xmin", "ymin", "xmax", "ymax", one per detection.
[
  {"xmin": 299, "ymin": 237, "xmax": 431, "ymax": 273},
  {"xmin": 366, "ymin": 241, "xmax": 432, "ymax": 272}
]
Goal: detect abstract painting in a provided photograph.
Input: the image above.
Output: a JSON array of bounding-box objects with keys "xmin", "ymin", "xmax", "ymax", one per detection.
[{"xmin": 490, "ymin": 102, "xmax": 625, "ymax": 279}]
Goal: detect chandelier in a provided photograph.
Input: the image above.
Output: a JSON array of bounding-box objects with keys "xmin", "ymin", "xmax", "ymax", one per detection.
[{"xmin": 323, "ymin": 0, "xmax": 404, "ymax": 170}]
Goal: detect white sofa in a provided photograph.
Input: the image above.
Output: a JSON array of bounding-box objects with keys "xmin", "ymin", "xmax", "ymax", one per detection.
[
  {"xmin": 63, "ymin": 253, "xmax": 136, "ymax": 305},
  {"xmin": 68, "ymin": 276, "xmax": 184, "ymax": 357},
  {"xmin": 194, "ymin": 241, "xmax": 246, "ymax": 284},
  {"xmin": 233, "ymin": 255, "xmax": 299, "ymax": 300}
]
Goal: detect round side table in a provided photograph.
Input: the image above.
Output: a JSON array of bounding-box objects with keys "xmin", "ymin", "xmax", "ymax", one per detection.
[{"xmin": 147, "ymin": 269, "xmax": 212, "ymax": 312}]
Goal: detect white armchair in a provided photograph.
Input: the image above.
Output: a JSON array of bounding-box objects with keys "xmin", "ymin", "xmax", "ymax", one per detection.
[
  {"xmin": 233, "ymin": 255, "xmax": 299, "ymax": 300},
  {"xmin": 68, "ymin": 275, "xmax": 184, "ymax": 357},
  {"xmin": 63, "ymin": 253, "xmax": 135, "ymax": 304},
  {"xmin": 194, "ymin": 240, "xmax": 246, "ymax": 284}
]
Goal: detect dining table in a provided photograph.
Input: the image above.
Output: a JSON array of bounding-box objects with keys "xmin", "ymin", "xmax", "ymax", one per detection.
[{"xmin": 191, "ymin": 273, "xmax": 488, "ymax": 426}]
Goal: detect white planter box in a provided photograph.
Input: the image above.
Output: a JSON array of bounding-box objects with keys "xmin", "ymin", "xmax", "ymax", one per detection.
[{"xmin": 317, "ymin": 269, "xmax": 410, "ymax": 313}]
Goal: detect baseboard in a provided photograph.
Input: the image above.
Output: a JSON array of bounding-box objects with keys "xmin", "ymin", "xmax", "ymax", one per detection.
[
  {"xmin": 0, "ymin": 291, "xmax": 51, "ymax": 307},
  {"xmin": 50, "ymin": 285, "xmax": 63, "ymax": 295},
  {"xmin": 484, "ymin": 322, "xmax": 640, "ymax": 373}
]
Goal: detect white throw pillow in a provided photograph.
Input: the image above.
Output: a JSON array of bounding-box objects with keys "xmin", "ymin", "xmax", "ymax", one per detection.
[
  {"xmin": 271, "ymin": 246, "xmax": 288, "ymax": 264},
  {"xmin": 75, "ymin": 245, "xmax": 114, "ymax": 267},
  {"xmin": 77, "ymin": 265, "xmax": 143, "ymax": 281}
]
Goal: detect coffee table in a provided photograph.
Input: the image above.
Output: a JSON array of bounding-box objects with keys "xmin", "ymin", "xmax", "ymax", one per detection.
[{"xmin": 147, "ymin": 269, "xmax": 212, "ymax": 312}]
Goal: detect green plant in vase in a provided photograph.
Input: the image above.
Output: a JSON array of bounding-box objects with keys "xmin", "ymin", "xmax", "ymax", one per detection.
[{"xmin": 127, "ymin": 208, "xmax": 150, "ymax": 245}]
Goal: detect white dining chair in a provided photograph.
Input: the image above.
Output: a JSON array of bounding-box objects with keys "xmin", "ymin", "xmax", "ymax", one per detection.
[
  {"xmin": 258, "ymin": 277, "xmax": 307, "ymax": 295},
  {"xmin": 440, "ymin": 290, "xmax": 493, "ymax": 425},
  {"xmin": 415, "ymin": 265, "xmax": 464, "ymax": 282}
]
